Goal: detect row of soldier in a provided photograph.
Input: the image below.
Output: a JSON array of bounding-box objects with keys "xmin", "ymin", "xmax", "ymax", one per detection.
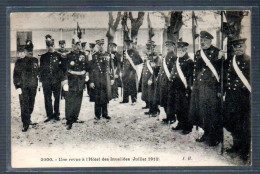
[{"xmin": 13, "ymin": 31, "xmax": 250, "ymax": 161}]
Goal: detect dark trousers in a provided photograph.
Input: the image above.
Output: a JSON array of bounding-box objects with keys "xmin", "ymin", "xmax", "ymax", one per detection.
[
  {"xmin": 164, "ymin": 105, "xmax": 175, "ymax": 121},
  {"xmin": 19, "ymin": 87, "xmax": 37, "ymax": 125},
  {"xmin": 42, "ymin": 82, "xmax": 61, "ymax": 118},
  {"xmin": 65, "ymin": 90, "xmax": 83, "ymax": 124},
  {"xmin": 149, "ymin": 103, "xmax": 160, "ymax": 114},
  {"xmin": 95, "ymin": 103, "xmax": 108, "ymax": 118},
  {"xmin": 111, "ymin": 83, "xmax": 119, "ymax": 99},
  {"xmin": 123, "ymin": 88, "xmax": 137, "ymax": 103}
]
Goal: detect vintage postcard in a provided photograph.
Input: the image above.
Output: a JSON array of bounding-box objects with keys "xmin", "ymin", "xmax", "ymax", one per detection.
[{"xmin": 10, "ymin": 10, "xmax": 251, "ymax": 168}]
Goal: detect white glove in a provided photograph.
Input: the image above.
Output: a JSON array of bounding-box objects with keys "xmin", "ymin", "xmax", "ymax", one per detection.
[
  {"xmin": 17, "ymin": 88, "xmax": 22, "ymax": 95},
  {"xmin": 63, "ymin": 84, "xmax": 69, "ymax": 91},
  {"xmin": 90, "ymin": 83, "xmax": 95, "ymax": 89},
  {"xmin": 148, "ymin": 80, "xmax": 152, "ymax": 86},
  {"xmin": 111, "ymin": 80, "xmax": 115, "ymax": 85},
  {"xmin": 114, "ymin": 74, "xmax": 119, "ymax": 79},
  {"xmin": 85, "ymin": 75, "xmax": 89, "ymax": 82}
]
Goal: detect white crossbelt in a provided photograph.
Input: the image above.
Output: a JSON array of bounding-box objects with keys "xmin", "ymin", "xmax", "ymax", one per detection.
[
  {"xmin": 126, "ymin": 51, "xmax": 136, "ymax": 71},
  {"xmin": 200, "ymin": 49, "xmax": 220, "ymax": 82},
  {"xmin": 233, "ymin": 55, "xmax": 251, "ymax": 92},
  {"xmin": 68, "ymin": 70, "xmax": 86, "ymax": 75},
  {"xmin": 162, "ymin": 58, "xmax": 171, "ymax": 80},
  {"xmin": 176, "ymin": 57, "xmax": 187, "ymax": 88},
  {"xmin": 147, "ymin": 60, "xmax": 153, "ymax": 74}
]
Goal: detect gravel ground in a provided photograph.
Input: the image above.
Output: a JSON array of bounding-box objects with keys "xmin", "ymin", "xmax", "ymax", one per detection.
[{"xmin": 10, "ymin": 63, "xmax": 246, "ymax": 168}]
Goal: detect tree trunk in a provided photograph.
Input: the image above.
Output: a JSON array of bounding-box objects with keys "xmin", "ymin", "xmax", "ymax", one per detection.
[
  {"xmin": 129, "ymin": 12, "xmax": 145, "ymax": 48},
  {"xmin": 106, "ymin": 12, "xmax": 121, "ymax": 51}
]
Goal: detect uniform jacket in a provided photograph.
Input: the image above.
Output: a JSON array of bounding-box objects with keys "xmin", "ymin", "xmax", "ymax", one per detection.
[
  {"xmin": 13, "ymin": 56, "xmax": 39, "ymax": 89},
  {"xmin": 189, "ymin": 45, "xmax": 222, "ymax": 129},
  {"xmin": 154, "ymin": 51, "xmax": 176, "ymax": 106},
  {"xmin": 65, "ymin": 51, "xmax": 89, "ymax": 91},
  {"xmin": 169, "ymin": 53, "xmax": 193, "ymax": 92},
  {"xmin": 89, "ymin": 51, "xmax": 113, "ymax": 104},
  {"xmin": 39, "ymin": 51, "xmax": 66, "ymax": 84}
]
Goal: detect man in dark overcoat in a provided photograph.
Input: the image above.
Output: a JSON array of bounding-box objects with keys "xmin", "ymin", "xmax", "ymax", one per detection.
[
  {"xmin": 189, "ymin": 31, "xmax": 225, "ymax": 146},
  {"xmin": 168, "ymin": 41, "xmax": 193, "ymax": 134},
  {"xmin": 39, "ymin": 35, "xmax": 66, "ymax": 122},
  {"xmin": 121, "ymin": 39, "xmax": 143, "ymax": 104},
  {"xmin": 224, "ymin": 38, "xmax": 251, "ymax": 161},
  {"xmin": 13, "ymin": 40, "xmax": 39, "ymax": 132},
  {"xmin": 89, "ymin": 39, "xmax": 114, "ymax": 120},
  {"xmin": 109, "ymin": 42, "xmax": 122, "ymax": 100},
  {"xmin": 154, "ymin": 40, "xmax": 176, "ymax": 124}
]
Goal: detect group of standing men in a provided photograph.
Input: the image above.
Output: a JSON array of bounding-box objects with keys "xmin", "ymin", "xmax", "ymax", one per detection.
[
  {"xmin": 139, "ymin": 31, "xmax": 250, "ymax": 161},
  {"xmin": 13, "ymin": 29, "xmax": 251, "ymax": 161}
]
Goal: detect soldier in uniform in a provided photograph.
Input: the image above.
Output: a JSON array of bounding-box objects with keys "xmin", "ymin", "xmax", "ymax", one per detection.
[
  {"xmin": 168, "ymin": 41, "xmax": 193, "ymax": 134},
  {"xmin": 13, "ymin": 40, "xmax": 39, "ymax": 132},
  {"xmin": 224, "ymin": 38, "xmax": 251, "ymax": 160},
  {"xmin": 121, "ymin": 39, "xmax": 143, "ymax": 104},
  {"xmin": 57, "ymin": 40, "xmax": 70, "ymax": 57},
  {"xmin": 89, "ymin": 39, "xmax": 113, "ymax": 120},
  {"xmin": 63, "ymin": 39, "xmax": 89, "ymax": 130},
  {"xmin": 189, "ymin": 31, "xmax": 225, "ymax": 146},
  {"xmin": 109, "ymin": 42, "xmax": 122, "ymax": 100},
  {"xmin": 39, "ymin": 35, "xmax": 66, "ymax": 122},
  {"xmin": 57, "ymin": 40, "xmax": 70, "ymax": 100},
  {"xmin": 141, "ymin": 40, "xmax": 160, "ymax": 116},
  {"xmin": 154, "ymin": 40, "xmax": 176, "ymax": 124},
  {"xmin": 85, "ymin": 43, "xmax": 96, "ymax": 97}
]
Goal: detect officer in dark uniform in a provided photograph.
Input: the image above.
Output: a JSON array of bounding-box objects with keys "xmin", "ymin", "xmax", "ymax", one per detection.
[
  {"xmin": 57, "ymin": 40, "xmax": 70, "ymax": 57},
  {"xmin": 189, "ymin": 31, "xmax": 225, "ymax": 146},
  {"xmin": 39, "ymin": 35, "xmax": 66, "ymax": 122},
  {"xmin": 89, "ymin": 39, "xmax": 113, "ymax": 120},
  {"xmin": 63, "ymin": 39, "xmax": 89, "ymax": 130},
  {"xmin": 57, "ymin": 40, "xmax": 70, "ymax": 100},
  {"xmin": 168, "ymin": 41, "xmax": 193, "ymax": 134},
  {"xmin": 141, "ymin": 40, "xmax": 160, "ymax": 116},
  {"xmin": 109, "ymin": 42, "xmax": 122, "ymax": 99},
  {"xmin": 85, "ymin": 43, "xmax": 96, "ymax": 97},
  {"xmin": 224, "ymin": 38, "xmax": 251, "ymax": 161},
  {"xmin": 154, "ymin": 40, "xmax": 176, "ymax": 124},
  {"xmin": 13, "ymin": 40, "xmax": 39, "ymax": 132},
  {"xmin": 121, "ymin": 39, "xmax": 143, "ymax": 104}
]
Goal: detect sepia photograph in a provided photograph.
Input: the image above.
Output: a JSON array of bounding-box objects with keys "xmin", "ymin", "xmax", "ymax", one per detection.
[{"xmin": 10, "ymin": 10, "xmax": 251, "ymax": 168}]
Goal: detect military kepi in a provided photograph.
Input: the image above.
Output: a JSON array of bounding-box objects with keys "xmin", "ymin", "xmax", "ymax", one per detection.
[
  {"xmin": 177, "ymin": 41, "xmax": 189, "ymax": 47},
  {"xmin": 200, "ymin": 31, "xmax": 214, "ymax": 40},
  {"xmin": 231, "ymin": 38, "xmax": 247, "ymax": 46},
  {"xmin": 24, "ymin": 40, "xmax": 33, "ymax": 52}
]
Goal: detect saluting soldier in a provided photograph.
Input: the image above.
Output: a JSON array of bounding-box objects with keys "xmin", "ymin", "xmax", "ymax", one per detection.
[
  {"xmin": 141, "ymin": 40, "xmax": 160, "ymax": 116},
  {"xmin": 89, "ymin": 39, "xmax": 114, "ymax": 120},
  {"xmin": 109, "ymin": 42, "xmax": 122, "ymax": 99},
  {"xmin": 121, "ymin": 39, "xmax": 143, "ymax": 104},
  {"xmin": 63, "ymin": 39, "xmax": 89, "ymax": 130},
  {"xmin": 154, "ymin": 40, "xmax": 176, "ymax": 124},
  {"xmin": 13, "ymin": 40, "xmax": 39, "ymax": 132},
  {"xmin": 39, "ymin": 35, "xmax": 66, "ymax": 122},
  {"xmin": 224, "ymin": 38, "xmax": 251, "ymax": 161},
  {"xmin": 189, "ymin": 31, "xmax": 225, "ymax": 146},
  {"xmin": 168, "ymin": 41, "xmax": 193, "ymax": 134}
]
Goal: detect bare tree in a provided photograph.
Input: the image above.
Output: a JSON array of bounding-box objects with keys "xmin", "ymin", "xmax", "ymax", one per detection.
[
  {"xmin": 129, "ymin": 12, "xmax": 145, "ymax": 47},
  {"xmin": 106, "ymin": 12, "xmax": 122, "ymax": 50}
]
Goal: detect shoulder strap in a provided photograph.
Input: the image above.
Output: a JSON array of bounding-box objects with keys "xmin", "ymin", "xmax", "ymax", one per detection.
[
  {"xmin": 176, "ymin": 57, "xmax": 187, "ymax": 88},
  {"xmin": 200, "ymin": 49, "xmax": 220, "ymax": 82},
  {"xmin": 126, "ymin": 50, "xmax": 136, "ymax": 71},
  {"xmin": 146, "ymin": 60, "xmax": 153, "ymax": 74},
  {"xmin": 163, "ymin": 58, "xmax": 171, "ymax": 80},
  {"xmin": 233, "ymin": 55, "xmax": 251, "ymax": 92}
]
